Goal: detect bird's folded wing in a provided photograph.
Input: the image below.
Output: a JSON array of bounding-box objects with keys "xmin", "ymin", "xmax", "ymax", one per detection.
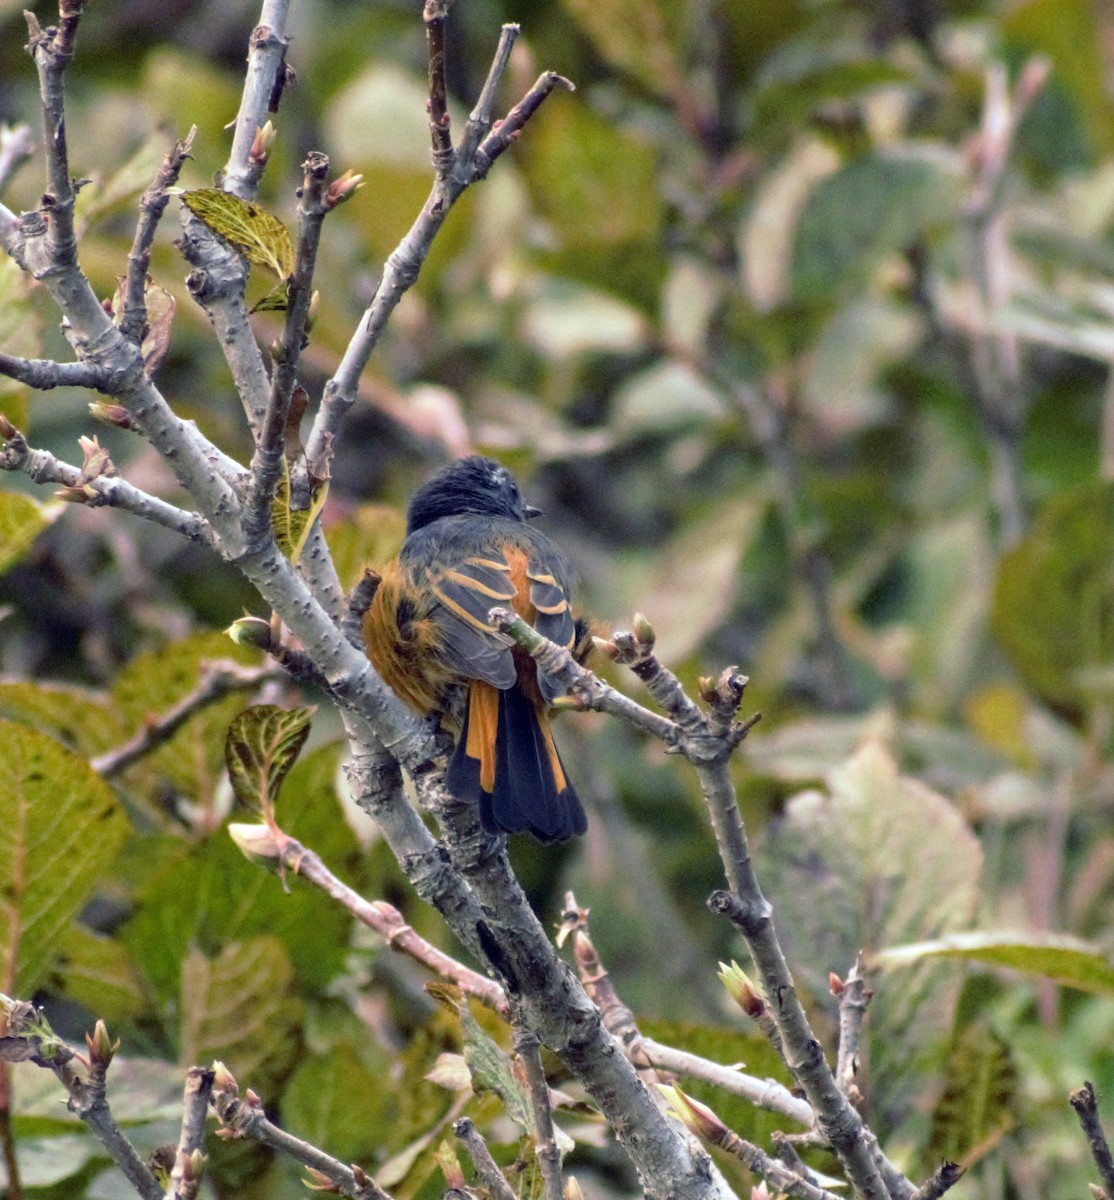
[{"xmin": 427, "ymin": 554, "xmax": 518, "ymax": 687}]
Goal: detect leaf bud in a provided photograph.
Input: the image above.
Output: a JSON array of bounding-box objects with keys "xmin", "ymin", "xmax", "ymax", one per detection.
[{"xmin": 718, "ymin": 960, "xmax": 765, "ymax": 1019}]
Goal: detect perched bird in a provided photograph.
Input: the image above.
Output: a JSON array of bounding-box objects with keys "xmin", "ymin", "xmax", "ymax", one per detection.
[{"xmin": 363, "ymin": 455, "xmax": 587, "ymax": 842}]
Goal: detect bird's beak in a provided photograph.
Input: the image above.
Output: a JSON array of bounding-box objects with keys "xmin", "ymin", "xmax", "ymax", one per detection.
[{"xmin": 524, "ymin": 504, "xmax": 543, "ymax": 519}]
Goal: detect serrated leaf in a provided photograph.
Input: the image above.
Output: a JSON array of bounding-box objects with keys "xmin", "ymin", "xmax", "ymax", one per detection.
[
  {"xmin": 179, "ymin": 936, "xmax": 302, "ymax": 1092},
  {"xmin": 0, "ymin": 721, "xmax": 129, "ymax": 996},
  {"xmin": 0, "ymin": 680, "xmax": 124, "ymax": 756},
  {"xmin": 759, "ymin": 738, "xmax": 982, "ymax": 1132},
  {"xmin": 224, "ymin": 704, "xmax": 314, "ymax": 816},
  {"xmin": 249, "ymin": 281, "xmax": 290, "ymax": 313},
  {"xmin": 874, "ymin": 931, "xmax": 1114, "ymax": 996},
  {"xmin": 0, "ymin": 492, "xmax": 59, "ymax": 576},
  {"xmin": 181, "ymin": 188, "xmax": 294, "ymax": 278},
  {"xmin": 926, "ymin": 1022, "xmax": 1018, "ymax": 1168},
  {"xmin": 991, "ymin": 481, "xmax": 1114, "ymax": 711},
  {"xmin": 791, "ymin": 151, "xmax": 961, "ymax": 302},
  {"xmin": 109, "ymin": 276, "xmax": 177, "ymax": 376}
]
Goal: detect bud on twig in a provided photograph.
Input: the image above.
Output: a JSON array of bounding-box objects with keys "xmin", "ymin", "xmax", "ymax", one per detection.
[
  {"xmin": 250, "ymin": 120, "xmax": 277, "ymax": 166},
  {"xmin": 324, "ymin": 169, "xmax": 364, "ymax": 209},
  {"xmin": 658, "ymin": 1083, "xmax": 728, "ymax": 1144},
  {"xmin": 564, "ymin": 1178, "xmax": 585, "ymax": 1200},
  {"xmin": 591, "ymin": 636, "xmax": 619, "ymax": 660},
  {"xmin": 88, "ymin": 401, "xmax": 138, "ymax": 431},
  {"xmin": 632, "ymin": 612, "xmax": 656, "ymax": 647},
  {"xmin": 85, "ymin": 1019, "xmax": 119, "ymax": 1066},
  {"xmin": 718, "ymin": 960, "xmax": 765, "ymax": 1019},
  {"xmin": 212, "ymin": 1060, "xmax": 238, "ymax": 1097},
  {"xmin": 303, "ymin": 1167, "xmax": 341, "ymax": 1193},
  {"xmin": 225, "ymin": 616, "xmax": 274, "ymax": 650},
  {"xmin": 0, "ymin": 413, "xmax": 20, "ymax": 440}
]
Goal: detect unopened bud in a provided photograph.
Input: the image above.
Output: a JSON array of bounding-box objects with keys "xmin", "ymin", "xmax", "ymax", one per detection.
[
  {"xmin": 250, "ymin": 120, "xmax": 277, "ymax": 166},
  {"xmin": 550, "ymin": 694, "xmax": 586, "ymax": 711},
  {"xmin": 88, "ymin": 401, "xmax": 137, "ymax": 430},
  {"xmin": 211, "ymin": 1060, "xmax": 238, "ymax": 1096},
  {"xmin": 303, "ymin": 1168, "xmax": 341, "ymax": 1193},
  {"xmin": 85, "ymin": 1019, "xmax": 119, "ymax": 1065},
  {"xmin": 434, "ymin": 1142, "xmax": 466, "ymax": 1190},
  {"xmin": 564, "ymin": 1178, "xmax": 584, "ymax": 1200},
  {"xmin": 228, "ymin": 823, "xmax": 282, "ymax": 868},
  {"xmin": 718, "ymin": 960, "xmax": 764, "ymax": 1019},
  {"xmin": 829, "ymin": 972, "xmax": 844, "ymax": 996},
  {"xmin": 0, "ymin": 413, "xmax": 19, "ymax": 440},
  {"xmin": 225, "ymin": 616, "xmax": 273, "ymax": 650},
  {"xmin": 659, "ymin": 1084, "xmax": 727, "ymax": 1143},
  {"xmin": 78, "ymin": 435, "xmax": 116, "ymax": 478},
  {"xmin": 245, "ymin": 1087, "xmax": 262, "ymax": 1108},
  {"xmin": 324, "ymin": 169, "xmax": 364, "ymax": 209},
  {"xmin": 305, "ymin": 290, "xmax": 320, "ymax": 332},
  {"xmin": 184, "ymin": 1149, "xmax": 207, "ymax": 1181},
  {"xmin": 632, "ymin": 612, "xmax": 655, "ymax": 646}
]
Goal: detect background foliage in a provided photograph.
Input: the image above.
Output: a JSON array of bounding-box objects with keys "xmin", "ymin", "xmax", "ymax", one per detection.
[{"xmin": 2, "ymin": 0, "xmax": 1114, "ymax": 1197}]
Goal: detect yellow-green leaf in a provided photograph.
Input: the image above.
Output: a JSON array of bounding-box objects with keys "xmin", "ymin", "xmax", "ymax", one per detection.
[
  {"xmin": 873, "ymin": 931, "xmax": 1114, "ymax": 996},
  {"xmin": 224, "ymin": 703, "xmax": 314, "ymax": 817},
  {"xmin": 181, "ymin": 188, "xmax": 295, "ymax": 278},
  {"xmin": 272, "ymin": 459, "xmax": 330, "ymax": 565},
  {"xmin": 0, "ymin": 721, "xmax": 128, "ymax": 996},
  {"xmin": 0, "ymin": 493, "xmax": 59, "ymax": 576}
]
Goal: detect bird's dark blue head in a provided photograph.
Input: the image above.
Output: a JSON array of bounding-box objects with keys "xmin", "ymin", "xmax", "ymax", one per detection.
[{"xmin": 406, "ymin": 456, "xmax": 540, "ymax": 533}]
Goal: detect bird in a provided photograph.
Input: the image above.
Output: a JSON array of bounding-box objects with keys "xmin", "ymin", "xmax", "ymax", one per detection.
[{"xmin": 362, "ymin": 455, "xmax": 587, "ymax": 843}]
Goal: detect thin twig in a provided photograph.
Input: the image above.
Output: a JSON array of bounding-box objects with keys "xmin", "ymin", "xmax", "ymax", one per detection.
[
  {"xmin": 266, "ymin": 829, "xmax": 509, "ymax": 1015},
  {"xmin": 513, "ymin": 1027, "xmax": 563, "ymax": 1200},
  {"xmin": 833, "ymin": 956, "xmax": 871, "ymax": 1103},
  {"xmin": 166, "ymin": 1066, "xmax": 214, "ymax": 1200},
  {"xmin": 245, "ymin": 151, "xmax": 330, "ymax": 539},
  {"xmin": 305, "ymin": 21, "xmax": 570, "ymax": 471},
  {"xmin": 0, "ymin": 1003, "xmax": 163, "ymax": 1200},
  {"xmin": 1072, "ymin": 1082, "xmax": 1114, "ymax": 1200},
  {"xmin": 0, "ymin": 424, "xmax": 213, "ymax": 544},
  {"xmin": 211, "ymin": 1073, "xmax": 393, "ymax": 1200},
  {"xmin": 453, "ymin": 1117, "xmax": 517, "ymax": 1200},
  {"xmin": 90, "ymin": 662, "xmax": 280, "ymax": 777},
  {"xmin": 908, "ymin": 1161, "xmax": 965, "ymax": 1200},
  {"xmin": 120, "ymin": 127, "xmax": 196, "ymax": 345},
  {"xmin": 0, "ymin": 353, "xmax": 107, "ymax": 390},
  {"xmin": 424, "ymin": 0, "xmax": 455, "ymax": 171}
]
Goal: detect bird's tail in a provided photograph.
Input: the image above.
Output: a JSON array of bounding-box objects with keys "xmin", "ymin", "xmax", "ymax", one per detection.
[{"xmin": 447, "ymin": 681, "xmax": 586, "ymax": 842}]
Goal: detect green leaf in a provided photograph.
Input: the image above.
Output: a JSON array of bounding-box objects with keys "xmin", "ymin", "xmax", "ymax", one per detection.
[
  {"xmin": 120, "ymin": 744, "xmax": 358, "ymax": 1004},
  {"xmin": 43, "ymin": 926, "xmax": 148, "ymax": 1025},
  {"xmin": 874, "ymin": 931, "xmax": 1114, "ymax": 997},
  {"xmin": 111, "ymin": 632, "xmax": 262, "ymax": 808},
  {"xmin": 0, "ymin": 720, "xmax": 128, "ymax": 996},
  {"xmin": 926, "ymin": 1022, "xmax": 1018, "ymax": 1168},
  {"xmin": 759, "ymin": 738, "xmax": 982, "ymax": 1132},
  {"xmin": 224, "ymin": 703, "xmax": 314, "ymax": 816},
  {"xmin": 458, "ymin": 1001, "xmax": 532, "ymax": 1134},
  {"xmin": 791, "ymin": 151, "xmax": 961, "ymax": 303},
  {"xmin": 0, "ymin": 492, "xmax": 59, "ymax": 576},
  {"xmin": 282, "ymin": 1045, "xmax": 396, "ymax": 1164},
  {"xmin": 179, "ymin": 936, "xmax": 302, "ymax": 1092},
  {"xmin": 181, "ymin": 188, "xmax": 295, "ymax": 279},
  {"xmin": 991, "ymin": 481, "xmax": 1114, "ymax": 711}
]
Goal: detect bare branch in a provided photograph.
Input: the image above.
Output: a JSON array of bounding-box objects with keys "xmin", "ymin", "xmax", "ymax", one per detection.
[
  {"xmin": 0, "ymin": 423, "xmax": 213, "ymax": 544},
  {"xmin": 264, "ymin": 828, "xmax": 510, "ymax": 1015},
  {"xmin": 120, "ymin": 127, "xmax": 196, "ymax": 344},
  {"xmin": 908, "ymin": 1161, "xmax": 965, "ymax": 1200},
  {"xmin": 1072, "ymin": 1082, "xmax": 1114, "ymax": 1200},
  {"xmin": 90, "ymin": 661, "xmax": 280, "ymax": 777},
  {"xmin": 223, "ymin": 0, "xmax": 292, "ymax": 200},
  {"xmin": 166, "ymin": 1066, "xmax": 214, "ymax": 1200},
  {"xmin": 0, "ymin": 352, "xmax": 108, "ymax": 390},
  {"xmin": 424, "ymin": 0, "xmax": 455, "ymax": 171},
  {"xmin": 513, "ymin": 1027, "xmax": 563, "ymax": 1200},
  {"xmin": 453, "ymin": 1118, "xmax": 517, "ymax": 1200},
  {"xmin": 211, "ymin": 1069, "xmax": 394, "ymax": 1200},
  {"xmin": 473, "ymin": 71, "xmax": 576, "ymax": 178},
  {"xmin": 833, "ymin": 957, "xmax": 871, "ymax": 1103}
]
